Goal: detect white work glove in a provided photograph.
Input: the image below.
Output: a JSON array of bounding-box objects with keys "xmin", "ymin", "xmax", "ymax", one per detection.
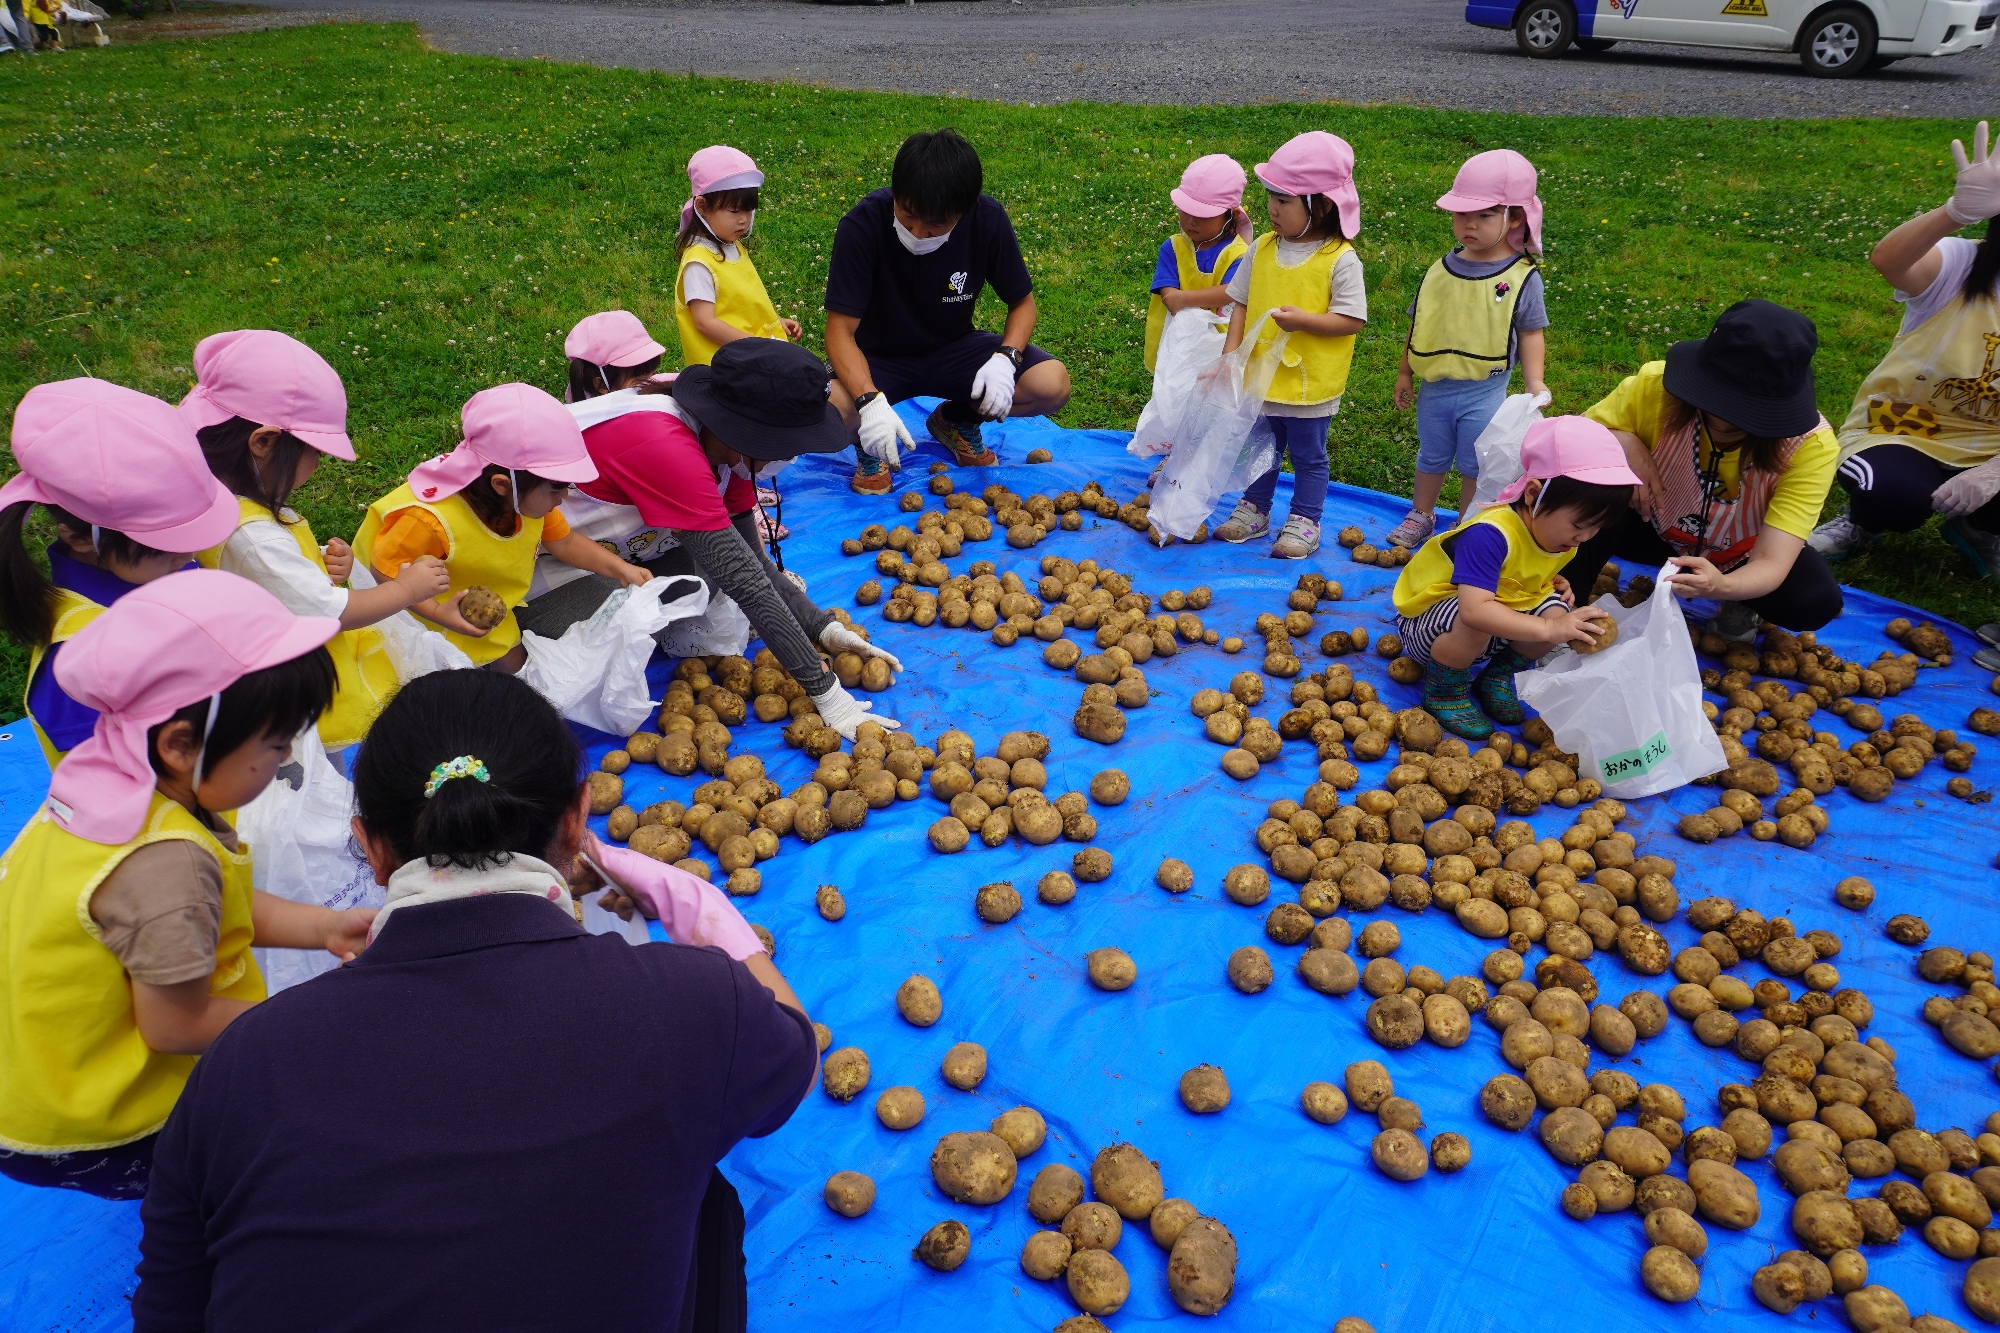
[
  {"xmin": 1947, "ymin": 121, "xmax": 2000, "ymax": 225},
  {"xmin": 1934, "ymin": 455, "xmax": 2000, "ymax": 516},
  {"xmin": 820, "ymin": 622, "xmax": 904, "ymax": 673},
  {"xmin": 809, "ymin": 680, "xmax": 901, "ymax": 740},
  {"xmin": 969, "ymin": 353, "xmax": 1016, "ymax": 420},
  {"xmin": 858, "ymin": 394, "xmax": 914, "ymax": 470}
]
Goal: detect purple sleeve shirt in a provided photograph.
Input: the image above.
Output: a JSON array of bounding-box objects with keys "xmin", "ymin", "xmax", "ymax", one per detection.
[{"xmin": 1447, "ymin": 523, "xmax": 1509, "ymax": 594}]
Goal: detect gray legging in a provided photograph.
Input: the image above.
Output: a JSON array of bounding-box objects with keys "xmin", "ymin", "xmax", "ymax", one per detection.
[{"xmin": 516, "ymin": 512, "xmax": 833, "ymax": 694}]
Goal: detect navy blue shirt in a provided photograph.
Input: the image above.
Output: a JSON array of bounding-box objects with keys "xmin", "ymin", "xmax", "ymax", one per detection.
[
  {"xmin": 133, "ymin": 894, "xmax": 816, "ymax": 1333},
  {"xmin": 824, "ymin": 188, "xmax": 1033, "ymax": 357}
]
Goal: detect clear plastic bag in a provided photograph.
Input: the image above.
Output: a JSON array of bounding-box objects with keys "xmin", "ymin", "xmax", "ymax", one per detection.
[
  {"xmin": 1128, "ymin": 306, "xmax": 1230, "ymax": 460},
  {"xmin": 518, "ymin": 577, "xmax": 711, "ymax": 735},
  {"xmin": 1144, "ymin": 311, "xmax": 1289, "ymax": 541},
  {"xmin": 1464, "ymin": 390, "xmax": 1552, "ymax": 517},
  {"xmin": 1516, "ymin": 562, "xmax": 1727, "ymax": 799},
  {"xmin": 241, "ymin": 736, "xmax": 379, "ymax": 994}
]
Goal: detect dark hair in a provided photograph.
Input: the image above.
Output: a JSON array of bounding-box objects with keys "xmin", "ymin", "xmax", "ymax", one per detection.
[
  {"xmin": 144, "ymin": 646, "xmax": 338, "ymax": 780},
  {"xmin": 677, "ymin": 187, "xmax": 761, "ymax": 254},
  {"xmin": 1271, "ymin": 188, "xmax": 1343, "ymax": 242},
  {"xmin": 352, "ymin": 669, "xmax": 583, "ymax": 871},
  {"xmin": 1522, "ymin": 476, "xmax": 1633, "ymax": 532},
  {"xmin": 891, "ymin": 130, "xmax": 982, "ymax": 225},
  {"xmin": 1965, "ymin": 217, "xmax": 1999, "ymax": 305},
  {"xmin": 0, "ymin": 502, "xmax": 166, "ymax": 647},
  {"xmin": 565, "ymin": 354, "xmax": 664, "ymax": 403},
  {"xmin": 460, "ymin": 463, "xmax": 556, "ymax": 533},
  {"xmin": 1661, "ymin": 392, "xmax": 1786, "ymax": 473},
  {"xmin": 197, "ymin": 416, "xmax": 311, "ymax": 520}
]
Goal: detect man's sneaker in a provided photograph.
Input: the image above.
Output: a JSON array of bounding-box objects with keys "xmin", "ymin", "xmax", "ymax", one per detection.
[
  {"xmin": 1708, "ymin": 600, "xmax": 1761, "ymax": 644},
  {"xmin": 1270, "ymin": 515, "xmax": 1322, "ymax": 560},
  {"xmin": 926, "ymin": 407, "xmax": 998, "ymax": 467},
  {"xmin": 849, "ymin": 458, "xmax": 892, "ymax": 496},
  {"xmin": 1214, "ymin": 502, "xmax": 1269, "ymax": 544},
  {"xmin": 1386, "ymin": 508, "xmax": 1436, "ymax": 549},
  {"xmin": 1808, "ymin": 512, "xmax": 1875, "ymax": 562},
  {"xmin": 1944, "ymin": 517, "xmax": 2000, "ymax": 580}
]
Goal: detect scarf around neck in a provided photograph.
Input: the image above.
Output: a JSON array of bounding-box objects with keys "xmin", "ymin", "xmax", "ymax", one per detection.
[{"xmin": 367, "ymin": 852, "xmax": 575, "ymax": 945}]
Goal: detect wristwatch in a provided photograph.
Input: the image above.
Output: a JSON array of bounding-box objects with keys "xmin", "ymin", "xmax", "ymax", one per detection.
[
  {"xmin": 855, "ymin": 390, "xmax": 883, "ymax": 410},
  {"xmin": 998, "ymin": 346, "xmax": 1025, "ymax": 370}
]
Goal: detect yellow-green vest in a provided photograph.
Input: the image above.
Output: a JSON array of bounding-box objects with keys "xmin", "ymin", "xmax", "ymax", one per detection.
[
  {"xmin": 25, "ymin": 589, "xmax": 106, "ymax": 769},
  {"xmin": 1243, "ymin": 235, "xmax": 1358, "ymax": 407},
  {"xmin": 1407, "ymin": 253, "xmax": 1536, "ymax": 383},
  {"xmin": 1393, "ymin": 503, "xmax": 1575, "ymax": 618},
  {"xmin": 1144, "ymin": 231, "xmax": 1251, "ymax": 371},
  {"xmin": 0, "ymin": 792, "xmax": 261, "ymax": 1152},
  {"xmin": 353, "ymin": 484, "xmax": 543, "ymax": 666},
  {"xmin": 675, "ymin": 243, "xmax": 788, "ymax": 367}
]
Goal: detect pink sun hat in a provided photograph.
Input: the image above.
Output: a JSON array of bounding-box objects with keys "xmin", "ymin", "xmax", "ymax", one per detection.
[
  {"xmin": 407, "ymin": 382, "xmax": 599, "ymax": 503},
  {"xmin": 681, "ymin": 144, "xmax": 764, "ymax": 234},
  {"xmin": 564, "ymin": 311, "xmax": 668, "ymax": 371},
  {"xmin": 1170, "ymin": 154, "xmax": 1253, "ymax": 243},
  {"xmin": 1495, "ymin": 416, "xmax": 1641, "ymax": 506},
  {"xmin": 2, "ymin": 379, "xmax": 239, "ymax": 552},
  {"xmin": 49, "ymin": 568, "xmax": 340, "ymax": 845},
  {"xmin": 178, "ymin": 329, "xmax": 355, "ymax": 460},
  {"xmin": 1254, "ymin": 132, "xmax": 1361, "ymax": 240},
  {"xmin": 1436, "ymin": 149, "xmax": 1544, "ymax": 255}
]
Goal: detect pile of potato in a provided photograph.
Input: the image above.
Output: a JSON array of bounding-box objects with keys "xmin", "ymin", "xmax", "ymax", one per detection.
[
  {"xmin": 1307, "ymin": 1059, "xmax": 1471, "ymax": 1180},
  {"xmin": 1916, "ymin": 943, "xmax": 2000, "ymax": 1067},
  {"xmin": 1336, "ymin": 525, "xmax": 1412, "ymax": 570},
  {"xmin": 924, "ymin": 726, "xmax": 1126, "ymax": 871}
]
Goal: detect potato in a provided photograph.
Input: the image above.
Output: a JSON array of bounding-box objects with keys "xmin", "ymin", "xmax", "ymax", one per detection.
[
  {"xmin": 1926, "ymin": 1169, "xmax": 1994, "ymax": 1227},
  {"xmin": 1482, "ymin": 1074, "xmax": 1538, "ymax": 1130},
  {"xmin": 974, "ymin": 880, "xmax": 1023, "ymax": 925},
  {"xmin": 1021, "ymin": 1229, "xmax": 1072, "ymax": 1281},
  {"xmin": 1021, "ymin": 1164, "xmax": 1087, "ymax": 1228},
  {"xmin": 822, "ymin": 1047, "xmax": 870, "ymax": 1101},
  {"xmin": 1373, "ymin": 1128, "xmax": 1429, "ymax": 1181},
  {"xmin": 1645, "ymin": 1205, "xmax": 1709, "ymax": 1259},
  {"xmin": 1150, "ymin": 1197, "xmax": 1199, "ymax": 1249},
  {"xmin": 1073, "ymin": 848, "xmax": 1113, "ymax": 882},
  {"xmin": 930, "ymin": 1131, "xmax": 1018, "ymax": 1205},
  {"xmin": 1060, "ymin": 1201, "xmax": 1123, "ymax": 1252},
  {"xmin": 1302, "ymin": 1081, "xmax": 1350, "ymax": 1125},
  {"xmin": 916, "ymin": 1219, "xmax": 971, "ymax": 1272},
  {"xmin": 1793, "ymin": 1190, "xmax": 1864, "ymax": 1256},
  {"xmin": 1641, "ymin": 1244, "xmax": 1701, "ymax": 1303},
  {"xmin": 1224, "ymin": 864, "xmax": 1271, "ymax": 906},
  {"xmin": 897, "ymin": 974, "xmax": 942, "ymax": 1026},
  {"xmin": 1180, "ymin": 1064, "xmax": 1231, "ymax": 1113},
  {"xmin": 1156, "ymin": 858, "xmax": 1195, "ymax": 892},
  {"xmin": 1074, "ymin": 701, "xmax": 1126, "ymax": 744},
  {"xmin": 821, "ymin": 1169, "xmax": 877, "ymax": 1220},
  {"xmin": 1843, "ymin": 1285, "xmax": 1911, "ymax": 1332},
  {"xmin": 1078, "ymin": 1142, "xmax": 1162, "ymax": 1224},
  {"xmin": 1367, "ymin": 995, "xmax": 1425, "ymax": 1049},
  {"xmin": 1431, "ymin": 1132, "xmax": 1472, "ymax": 1173},
  {"xmin": 990, "ymin": 1106, "xmax": 1047, "ymax": 1159},
  {"xmin": 460, "ymin": 585, "xmax": 507, "ymax": 631},
  {"xmin": 1088, "ymin": 769, "xmax": 1130, "ymax": 805},
  {"xmin": 877, "ymin": 1086, "xmax": 926, "ymax": 1130},
  {"xmin": 1228, "ymin": 945, "xmax": 1274, "ymax": 994},
  {"xmin": 942, "ymin": 1042, "xmax": 987, "ymax": 1091},
  {"xmin": 586, "ymin": 770, "xmax": 624, "ymax": 815},
  {"xmin": 1967, "ymin": 1257, "xmax": 2000, "ymax": 1322},
  {"xmin": 811, "ymin": 1022, "xmax": 832, "ymax": 1053},
  {"xmin": 1066, "ymin": 1249, "xmax": 1130, "ymax": 1316}
]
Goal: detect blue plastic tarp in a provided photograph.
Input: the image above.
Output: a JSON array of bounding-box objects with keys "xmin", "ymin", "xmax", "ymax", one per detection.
[{"xmin": 4, "ymin": 409, "xmax": 2000, "ymax": 1332}]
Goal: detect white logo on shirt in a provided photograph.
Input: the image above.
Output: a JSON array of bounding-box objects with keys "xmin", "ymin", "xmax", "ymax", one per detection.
[{"xmin": 948, "ymin": 271, "xmax": 969, "ymax": 295}]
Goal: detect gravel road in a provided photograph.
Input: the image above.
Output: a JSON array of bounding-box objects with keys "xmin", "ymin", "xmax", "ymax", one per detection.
[{"xmin": 257, "ymin": 0, "xmax": 1996, "ymax": 116}]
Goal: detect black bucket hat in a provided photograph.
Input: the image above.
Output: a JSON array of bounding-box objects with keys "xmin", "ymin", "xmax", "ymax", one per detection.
[
  {"xmin": 671, "ymin": 338, "xmax": 850, "ymax": 460},
  {"xmin": 1663, "ymin": 299, "xmax": 1821, "ymax": 439}
]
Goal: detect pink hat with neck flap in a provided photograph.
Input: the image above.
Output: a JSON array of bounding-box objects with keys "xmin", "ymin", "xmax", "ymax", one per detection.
[
  {"xmin": 1254, "ymin": 132, "xmax": 1361, "ymax": 240},
  {"xmin": 1495, "ymin": 416, "xmax": 1641, "ymax": 506},
  {"xmin": 178, "ymin": 329, "xmax": 355, "ymax": 460},
  {"xmin": 1436, "ymin": 149, "xmax": 1544, "ymax": 255},
  {"xmin": 564, "ymin": 311, "xmax": 667, "ymax": 372},
  {"xmin": 49, "ymin": 568, "xmax": 340, "ymax": 845},
  {"xmin": 2, "ymin": 378, "xmax": 239, "ymax": 552},
  {"xmin": 1170, "ymin": 154, "xmax": 1254, "ymax": 243},
  {"xmin": 681, "ymin": 144, "xmax": 764, "ymax": 235},
  {"xmin": 408, "ymin": 382, "xmax": 599, "ymax": 503}
]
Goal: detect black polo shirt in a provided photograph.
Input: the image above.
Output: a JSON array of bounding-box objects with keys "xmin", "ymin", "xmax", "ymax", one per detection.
[{"xmin": 825, "ymin": 188, "xmax": 1034, "ymax": 356}]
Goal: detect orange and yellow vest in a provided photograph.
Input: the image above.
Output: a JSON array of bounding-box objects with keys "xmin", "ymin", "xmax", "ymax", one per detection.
[{"xmin": 353, "ymin": 484, "xmax": 543, "ymax": 666}]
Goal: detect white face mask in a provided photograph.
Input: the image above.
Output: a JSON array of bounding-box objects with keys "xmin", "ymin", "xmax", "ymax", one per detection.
[
  {"xmin": 893, "ymin": 216, "xmax": 953, "ymax": 256},
  {"xmin": 754, "ymin": 458, "xmax": 791, "ymax": 482}
]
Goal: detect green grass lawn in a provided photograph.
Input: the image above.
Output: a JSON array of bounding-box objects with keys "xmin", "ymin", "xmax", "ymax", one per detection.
[{"xmin": 0, "ymin": 24, "xmax": 1984, "ymax": 717}]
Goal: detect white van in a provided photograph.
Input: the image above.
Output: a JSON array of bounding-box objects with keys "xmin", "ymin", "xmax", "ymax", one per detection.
[{"xmin": 1467, "ymin": 0, "xmax": 1996, "ymax": 75}]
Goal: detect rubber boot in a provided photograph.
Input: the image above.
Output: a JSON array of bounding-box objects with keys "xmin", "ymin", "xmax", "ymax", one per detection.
[
  {"xmin": 1472, "ymin": 647, "xmax": 1536, "ymax": 725},
  {"xmin": 1420, "ymin": 659, "xmax": 1492, "ymax": 741}
]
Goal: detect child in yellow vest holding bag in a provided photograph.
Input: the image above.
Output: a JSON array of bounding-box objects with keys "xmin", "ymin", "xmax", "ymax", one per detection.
[
  {"xmin": 675, "ymin": 145, "xmax": 803, "ymax": 366},
  {"xmin": 1388, "ymin": 149, "xmax": 1552, "ymax": 550},
  {"xmin": 0, "ymin": 570, "xmax": 373, "ymax": 1199},
  {"xmin": 1391, "ymin": 417, "xmax": 1635, "ymax": 740},
  {"xmin": 1216, "ymin": 132, "xmax": 1369, "ymax": 560},
  {"xmin": 183, "ymin": 330, "xmax": 452, "ymax": 754},
  {"xmin": 1144, "ymin": 154, "xmax": 1252, "ymax": 373}
]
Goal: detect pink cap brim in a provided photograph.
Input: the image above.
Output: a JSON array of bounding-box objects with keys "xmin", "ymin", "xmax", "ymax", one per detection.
[
  {"xmin": 1567, "ymin": 462, "xmax": 1642, "ymax": 488},
  {"xmin": 1167, "ymin": 188, "xmax": 1227, "ymax": 217},
  {"xmin": 537, "ymin": 453, "xmax": 600, "ymax": 485},
  {"xmin": 1435, "ymin": 189, "xmax": 1502, "ymax": 213},
  {"xmin": 178, "ymin": 384, "xmax": 357, "ymax": 462},
  {"xmin": 0, "ymin": 463, "xmax": 240, "ymax": 553},
  {"xmin": 289, "ymin": 425, "xmax": 356, "ymax": 462}
]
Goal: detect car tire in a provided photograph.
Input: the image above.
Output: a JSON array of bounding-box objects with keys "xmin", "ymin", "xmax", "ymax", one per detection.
[
  {"xmin": 1515, "ymin": 0, "xmax": 1576, "ymax": 56},
  {"xmin": 1576, "ymin": 36, "xmax": 1617, "ymax": 51},
  {"xmin": 1799, "ymin": 6, "xmax": 1877, "ymax": 76}
]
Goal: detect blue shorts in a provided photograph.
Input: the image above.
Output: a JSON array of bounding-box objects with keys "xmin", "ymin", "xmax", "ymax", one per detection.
[
  {"xmin": 1415, "ymin": 374, "xmax": 1510, "ymax": 478},
  {"xmin": 1396, "ymin": 591, "xmax": 1567, "ymax": 667}
]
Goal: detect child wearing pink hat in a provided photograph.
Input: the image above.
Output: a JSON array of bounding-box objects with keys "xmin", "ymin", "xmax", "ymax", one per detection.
[
  {"xmin": 1388, "ymin": 149, "xmax": 1552, "ymax": 551},
  {"xmin": 1144, "ymin": 154, "xmax": 1253, "ymax": 373},
  {"xmin": 353, "ymin": 383, "xmax": 650, "ymax": 672},
  {"xmin": 1391, "ymin": 416, "xmax": 1638, "ymax": 739},
  {"xmin": 183, "ymin": 330, "xmax": 452, "ymax": 751},
  {"xmin": 675, "ymin": 145, "xmax": 802, "ymax": 368},
  {"xmin": 1217, "ymin": 131, "xmax": 1370, "ymax": 560},
  {"xmin": 0, "ymin": 378, "xmax": 241, "ymax": 767},
  {"xmin": 0, "ymin": 569, "xmax": 373, "ymax": 1200}
]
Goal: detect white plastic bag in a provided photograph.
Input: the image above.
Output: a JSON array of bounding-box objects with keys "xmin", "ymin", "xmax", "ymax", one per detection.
[
  {"xmin": 1145, "ymin": 312, "xmax": 1289, "ymax": 541},
  {"xmin": 241, "ymin": 736, "xmax": 379, "ymax": 994},
  {"xmin": 345, "ymin": 564, "xmax": 476, "ymax": 681},
  {"xmin": 653, "ymin": 590, "xmax": 752, "ymax": 659},
  {"xmin": 1464, "ymin": 390, "xmax": 1552, "ymax": 516},
  {"xmin": 1516, "ymin": 562, "xmax": 1727, "ymax": 799},
  {"xmin": 518, "ymin": 577, "xmax": 711, "ymax": 735},
  {"xmin": 1128, "ymin": 307, "xmax": 1230, "ymax": 459}
]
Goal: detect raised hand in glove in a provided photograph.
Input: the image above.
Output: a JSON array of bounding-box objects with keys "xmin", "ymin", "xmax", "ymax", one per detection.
[
  {"xmin": 858, "ymin": 393, "xmax": 914, "ymax": 470},
  {"xmin": 1933, "ymin": 455, "xmax": 2000, "ymax": 517},
  {"xmin": 820, "ymin": 622, "xmax": 904, "ymax": 673},
  {"xmin": 809, "ymin": 679, "xmax": 901, "ymax": 740},
  {"xmin": 969, "ymin": 353, "xmax": 1016, "ymax": 420},
  {"xmin": 1948, "ymin": 121, "xmax": 2000, "ymax": 225}
]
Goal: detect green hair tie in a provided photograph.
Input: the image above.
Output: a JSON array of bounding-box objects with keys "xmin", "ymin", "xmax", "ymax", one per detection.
[{"xmin": 424, "ymin": 755, "xmax": 490, "ymax": 799}]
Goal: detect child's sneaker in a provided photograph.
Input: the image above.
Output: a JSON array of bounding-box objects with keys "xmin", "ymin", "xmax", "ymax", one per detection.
[
  {"xmin": 1421, "ymin": 659, "xmax": 1492, "ymax": 740},
  {"xmin": 1214, "ymin": 502, "xmax": 1269, "ymax": 544},
  {"xmin": 1386, "ymin": 508, "xmax": 1435, "ymax": 549},
  {"xmin": 850, "ymin": 455, "xmax": 893, "ymax": 496},
  {"xmin": 926, "ymin": 407, "xmax": 998, "ymax": 467},
  {"xmin": 1270, "ymin": 515, "xmax": 1321, "ymax": 560},
  {"xmin": 1471, "ymin": 647, "xmax": 1535, "ymax": 725}
]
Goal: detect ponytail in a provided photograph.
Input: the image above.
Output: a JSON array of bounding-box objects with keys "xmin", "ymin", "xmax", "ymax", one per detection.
[
  {"xmin": 0, "ymin": 501, "xmax": 57, "ymax": 647},
  {"xmin": 352, "ymin": 670, "xmax": 583, "ymax": 872},
  {"xmin": 1964, "ymin": 216, "xmax": 1999, "ymax": 305}
]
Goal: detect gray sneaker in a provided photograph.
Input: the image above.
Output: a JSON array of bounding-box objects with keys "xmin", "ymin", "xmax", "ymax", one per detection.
[
  {"xmin": 1385, "ymin": 508, "xmax": 1436, "ymax": 549},
  {"xmin": 1944, "ymin": 517, "xmax": 2000, "ymax": 580},
  {"xmin": 1808, "ymin": 512, "xmax": 1875, "ymax": 562},
  {"xmin": 1708, "ymin": 600, "xmax": 1761, "ymax": 644},
  {"xmin": 1270, "ymin": 515, "xmax": 1322, "ymax": 560},
  {"xmin": 1214, "ymin": 502, "xmax": 1270, "ymax": 544}
]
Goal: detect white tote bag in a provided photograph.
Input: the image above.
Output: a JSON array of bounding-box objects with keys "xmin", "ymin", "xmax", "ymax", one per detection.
[
  {"xmin": 1515, "ymin": 562, "xmax": 1727, "ymax": 799},
  {"xmin": 241, "ymin": 736, "xmax": 379, "ymax": 994},
  {"xmin": 1464, "ymin": 390, "xmax": 1552, "ymax": 516},
  {"xmin": 1128, "ymin": 307, "xmax": 1230, "ymax": 460},
  {"xmin": 1145, "ymin": 311, "xmax": 1290, "ymax": 541},
  {"xmin": 518, "ymin": 577, "xmax": 711, "ymax": 735}
]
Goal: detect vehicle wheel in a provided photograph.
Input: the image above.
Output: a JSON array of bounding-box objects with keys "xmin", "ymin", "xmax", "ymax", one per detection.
[
  {"xmin": 1515, "ymin": 0, "xmax": 1576, "ymax": 56},
  {"xmin": 1799, "ymin": 6, "xmax": 1876, "ymax": 76},
  {"xmin": 1576, "ymin": 36, "xmax": 1617, "ymax": 51}
]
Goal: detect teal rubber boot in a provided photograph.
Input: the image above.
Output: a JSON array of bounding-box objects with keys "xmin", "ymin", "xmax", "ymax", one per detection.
[
  {"xmin": 1420, "ymin": 659, "xmax": 1493, "ymax": 741},
  {"xmin": 1472, "ymin": 647, "xmax": 1537, "ymax": 726}
]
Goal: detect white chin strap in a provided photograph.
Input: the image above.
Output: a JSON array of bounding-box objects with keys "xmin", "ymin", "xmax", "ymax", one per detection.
[{"xmin": 190, "ymin": 690, "xmax": 224, "ymax": 794}]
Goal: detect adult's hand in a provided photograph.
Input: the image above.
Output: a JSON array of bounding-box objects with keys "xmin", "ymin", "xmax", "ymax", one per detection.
[
  {"xmin": 858, "ymin": 394, "xmax": 913, "ymax": 470},
  {"xmin": 1663, "ymin": 555, "xmax": 1728, "ymax": 600},
  {"xmin": 820, "ymin": 622, "xmax": 903, "ymax": 672},
  {"xmin": 810, "ymin": 679, "xmax": 900, "ymax": 739},
  {"xmin": 1948, "ymin": 120, "xmax": 2000, "ymax": 225},
  {"xmin": 970, "ymin": 353, "xmax": 1016, "ymax": 420},
  {"xmin": 1934, "ymin": 455, "xmax": 2000, "ymax": 517}
]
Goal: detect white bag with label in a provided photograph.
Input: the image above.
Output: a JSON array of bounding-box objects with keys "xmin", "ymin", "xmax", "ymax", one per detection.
[
  {"xmin": 1144, "ymin": 311, "xmax": 1289, "ymax": 541},
  {"xmin": 518, "ymin": 577, "xmax": 711, "ymax": 735},
  {"xmin": 1464, "ymin": 390, "xmax": 1552, "ymax": 516},
  {"xmin": 241, "ymin": 736, "xmax": 379, "ymax": 994},
  {"xmin": 1128, "ymin": 306, "xmax": 1230, "ymax": 460},
  {"xmin": 1515, "ymin": 562, "xmax": 1727, "ymax": 799}
]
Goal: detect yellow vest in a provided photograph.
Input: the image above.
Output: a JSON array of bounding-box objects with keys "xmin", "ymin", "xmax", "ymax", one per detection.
[
  {"xmin": 1244, "ymin": 234, "xmax": 1358, "ymax": 407},
  {"xmin": 1144, "ymin": 231, "xmax": 1251, "ymax": 371},
  {"xmin": 197, "ymin": 498, "xmax": 400, "ymax": 749},
  {"xmin": 0, "ymin": 793, "xmax": 262, "ymax": 1153},
  {"xmin": 353, "ymin": 483, "xmax": 541, "ymax": 666},
  {"xmin": 1838, "ymin": 290, "xmax": 2000, "ymax": 470},
  {"xmin": 1393, "ymin": 504, "xmax": 1575, "ymax": 618},
  {"xmin": 675, "ymin": 243, "xmax": 788, "ymax": 368},
  {"xmin": 25, "ymin": 589, "xmax": 106, "ymax": 769},
  {"xmin": 1407, "ymin": 254, "xmax": 1536, "ymax": 383}
]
